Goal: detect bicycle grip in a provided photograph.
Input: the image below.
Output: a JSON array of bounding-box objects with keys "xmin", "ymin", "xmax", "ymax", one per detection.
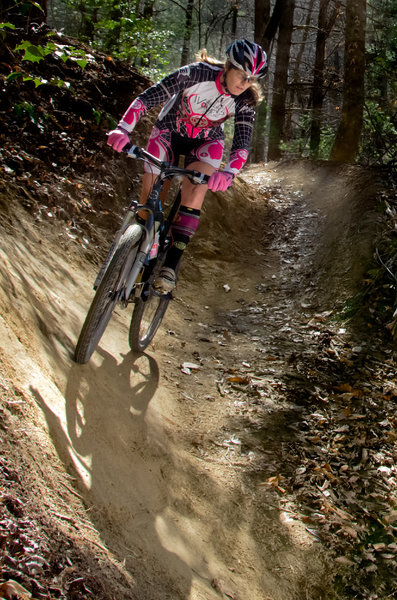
[
  {"xmin": 190, "ymin": 172, "xmax": 210, "ymax": 185},
  {"xmin": 123, "ymin": 143, "xmax": 141, "ymax": 158}
]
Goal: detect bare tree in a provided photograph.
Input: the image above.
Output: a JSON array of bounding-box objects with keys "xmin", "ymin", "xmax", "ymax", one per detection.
[
  {"xmin": 250, "ymin": 0, "xmax": 275, "ymax": 162},
  {"xmin": 260, "ymin": 0, "xmax": 286, "ymax": 55},
  {"xmin": 181, "ymin": 0, "xmax": 195, "ymax": 66},
  {"xmin": 267, "ymin": 0, "xmax": 295, "ymax": 160},
  {"xmin": 287, "ymin": 0, "xmax": 315, "ymax": 127},
  {"xmin": 330, "ymin": 0, "xmax": 367, "ymax": 162},
  {"xmin": 254, "ymin": 0, "xmax": 271, "ymax": 43},
  {"xmin": 231, "ymin": 0, "xmax": 238, "ymax": 38},
  {"xmin": 310, "ymin": 0, "xmax": 342, "ymax": 158}
]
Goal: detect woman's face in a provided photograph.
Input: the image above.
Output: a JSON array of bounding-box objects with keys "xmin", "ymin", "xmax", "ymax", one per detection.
[{"xmin": 224, "ymin": 65, "xmax": 258, "ymax": 95}]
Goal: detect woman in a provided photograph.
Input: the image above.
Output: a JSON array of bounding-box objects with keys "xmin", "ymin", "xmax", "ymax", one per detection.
[{"xmin": 107, "ymin": 39, "xmax": 268, "ymax": 293}]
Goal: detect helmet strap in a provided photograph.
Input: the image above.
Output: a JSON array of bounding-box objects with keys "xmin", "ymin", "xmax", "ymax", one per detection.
[{"xmin": 221, "ymin": 68, "xmax": 232, "ymax": 95}]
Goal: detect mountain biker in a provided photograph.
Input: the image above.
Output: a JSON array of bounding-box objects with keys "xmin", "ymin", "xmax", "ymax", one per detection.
[{"xmin": 107, "ymin": 39, "xmax": 268, "ymax": 294}]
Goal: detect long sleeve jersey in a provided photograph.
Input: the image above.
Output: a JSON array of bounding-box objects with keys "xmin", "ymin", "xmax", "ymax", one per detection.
[{"xmin": 118, "ymin": 62, "xmax": 256, "ymax": 175}]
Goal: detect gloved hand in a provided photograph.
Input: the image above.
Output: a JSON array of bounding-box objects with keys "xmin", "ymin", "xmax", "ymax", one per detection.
[
  {"xmin": 208, "ymin": 170, "xmax": 234, "ymax": 192},
  {"xmin": 107, "ymin": 127, "xmax": 130, "ymax": 152}
]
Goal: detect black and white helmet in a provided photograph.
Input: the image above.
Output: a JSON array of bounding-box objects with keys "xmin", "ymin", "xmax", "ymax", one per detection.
[{"xmin": 226, "ymin": 39, "xmax": 268, "ymax": 78}]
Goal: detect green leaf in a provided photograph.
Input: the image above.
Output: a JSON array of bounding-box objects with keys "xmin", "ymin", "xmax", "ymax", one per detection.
[
  {"xmin": 7, "ymin": 71, "xmax": 24, "ymax": 82},
  {"xmin": 30, "ymin": 1, "xmax": 45, "ymax": 12},
  {"xmin": 15, "ymin": 41, "xmax": 46, "ymax": 63},
  {"xmin": 31, "ymin": 77, "xmax": 45, "ymax": 87},
  {"xmin": 0, "ymin": 22, "xmax": 16, "ymax": 30},
  {"xmin": 74, "ymin": 58, "xmax": 87, "ymax": 68},
  {"xmin": 93, "ymin": 109, "xmax": 101, "ymax": 126}
]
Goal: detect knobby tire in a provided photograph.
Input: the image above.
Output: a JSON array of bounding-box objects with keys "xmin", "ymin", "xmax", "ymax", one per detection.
[
  {"xmin": 74, "ymin": 224, "xmax": 142, "ymax": 364},
  {"xmin": 129, "ymin": 266, "xmax": 171, "ymax": 353}
]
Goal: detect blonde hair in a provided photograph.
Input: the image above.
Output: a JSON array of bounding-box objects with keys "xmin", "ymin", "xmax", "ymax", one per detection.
[
  {"xmin": 195, "ymin": 47, "xmax": 262, "ymax": 107},
  {"xmin": 195, "ymin": 48, "xmax": 224, "ymax": 68}
]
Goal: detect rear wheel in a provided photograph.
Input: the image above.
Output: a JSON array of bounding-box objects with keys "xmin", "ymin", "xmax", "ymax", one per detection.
[
  {"xmin": 128, "ymin": 259, "xmax": 171, "ymax": 353},
  {"xmin": 74, "ymin": 224, "xmax": 142, "ymax": 363}
]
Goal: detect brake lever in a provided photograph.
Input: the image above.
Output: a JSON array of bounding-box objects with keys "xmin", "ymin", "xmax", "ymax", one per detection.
[{"xmin": 189, "ymin": 172, "xmax": 210, "ymax": 185}]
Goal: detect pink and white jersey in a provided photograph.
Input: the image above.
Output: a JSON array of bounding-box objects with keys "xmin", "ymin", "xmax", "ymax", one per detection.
[{"xmin": 118, "ymin": 62, "xmax": 256, "ymax": 175}]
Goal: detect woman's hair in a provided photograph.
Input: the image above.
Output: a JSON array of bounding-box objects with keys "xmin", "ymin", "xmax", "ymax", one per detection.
[
  {"xmin": 195, "ymin": 48, "xmax": 224, "ymax": 68},
  {"xmin": 195, "ymin": 48, "xmax": 262, "ymax": 107}
]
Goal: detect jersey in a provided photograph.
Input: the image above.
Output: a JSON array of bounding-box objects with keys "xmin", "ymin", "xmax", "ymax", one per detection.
[{"xmin": 118, "ymin": 62, "xmax": 256, "ymax": 175}]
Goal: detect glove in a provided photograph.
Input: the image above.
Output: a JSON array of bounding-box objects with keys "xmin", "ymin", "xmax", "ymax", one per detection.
[
  {"xmin": 208, "ymin": 171, "xmax": 234, "ymax": 192},
  {"xmin": 107, "ymin": 128, "xmax": 130, "ymax": 152}
]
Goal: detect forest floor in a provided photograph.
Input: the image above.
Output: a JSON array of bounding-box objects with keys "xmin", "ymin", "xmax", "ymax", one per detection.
[{"xmin": 1, "ymin": 24, "xmax": 397, "ymax": 600}]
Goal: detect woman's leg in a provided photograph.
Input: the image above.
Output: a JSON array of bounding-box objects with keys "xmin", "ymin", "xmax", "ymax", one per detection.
[
  {"xmin": 154, "ymin": 157, "xmax": 219, "ymax": 294},
  {"xmin": 162, "ymin": 159, "xmax": 215, "ymax": 269},
  {"xmin": 140, "ymin": 126, "xmax": 173, "ymax": 205}
]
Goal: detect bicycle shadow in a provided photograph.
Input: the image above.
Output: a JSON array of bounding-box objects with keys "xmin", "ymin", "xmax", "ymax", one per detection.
[{"xmin": 30, "ymin": 346, "xmax": 194, "ymax": 598}]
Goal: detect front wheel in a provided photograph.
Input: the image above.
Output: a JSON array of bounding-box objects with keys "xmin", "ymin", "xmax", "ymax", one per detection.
[
  {"xmin": 129, "ymin": 288, "xmax": 171, "ymax": 353},
  {"xmin": 74, "ymin": 224, "xmax": 142, "ymax": 364}
]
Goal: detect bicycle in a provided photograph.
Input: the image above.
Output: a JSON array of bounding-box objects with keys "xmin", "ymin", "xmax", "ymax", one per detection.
[{"xmin": 73, "ymin": 144, "xmax": 209, "ymax": 364}]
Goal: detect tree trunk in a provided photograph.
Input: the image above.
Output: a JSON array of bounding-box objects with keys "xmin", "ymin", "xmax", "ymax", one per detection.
[
  {"xmin": 286, "ymin": 0, "xmax": 315, "ymax": 140},
  {"xmin": 231, "ymin": 1, "xmax": 238, "ymax": 39},
  {"xmin": 143, "ymin": 0, "xmax": 155, "ymax": 18},
  {"xmin": 310, "ymin": 0, "xmax": 329, "ymax": 158},
  {"xmin": 250, "ymin": 0, "xmax": 271, "ymax": 162},
  {"xmin": 260, "ymin": 0, "xmax": 285, "ymax": 55},
  {"xmin": 267, "ymin": 0, "xmax": 295, "ymax": 161},
  {"xmin": 254, "ymin": 0, "xmax": 271, "ymax": 45},
  {"xmin": 180, "ymin": 0, "xmax": 195, "ymax": 67},
  {"xmin": 330, "ymin": 0, "xmax": 367, "ymax": 162},
  {"xmin": 251, "ymin": 97, "xmax": 268, "ymax": 162},
  {"xmin": 310, "ymin": 0, "xmax": 342, "ymax": 158}
]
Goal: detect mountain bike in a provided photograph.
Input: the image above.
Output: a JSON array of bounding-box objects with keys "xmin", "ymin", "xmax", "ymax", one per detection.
[{"xmin": 73, "ymin": 144, "xmax": 209, "ymax": 364}]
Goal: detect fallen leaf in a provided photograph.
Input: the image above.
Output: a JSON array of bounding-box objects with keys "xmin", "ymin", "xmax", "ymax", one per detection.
[
  {"xmin": 227, "ymin": 375, "xmax": 250, "ymax": 384},
  {"xmin": 0, "ymin": 580, "xmax": 32, "ymax": 600},
  {"xmin": 181, "ymin": 362, "xmax": 200, "ymax": 375},
  {"xmin": 335, "ymin": 556, "xmax": 355, "ymax": 567}
]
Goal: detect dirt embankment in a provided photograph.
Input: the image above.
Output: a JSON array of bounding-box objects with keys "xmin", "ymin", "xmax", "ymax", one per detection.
[{"xmin": 1, "ymin": 157, "xmax": 396, "ymax": 600}]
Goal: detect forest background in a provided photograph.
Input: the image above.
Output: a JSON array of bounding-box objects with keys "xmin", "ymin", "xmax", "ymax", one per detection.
[{"xmin": 2, "ymin": 0, "xmax": 397, "ymax": 168}]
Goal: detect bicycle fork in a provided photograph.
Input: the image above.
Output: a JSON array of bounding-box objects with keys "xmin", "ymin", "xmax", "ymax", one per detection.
[
  {"xmin": 93, "ymin": 201, "xmax": 149, "ymax": 290},
  {"xmin": 123, "ymin": 218, "xmax": 160, "ymax": 302}
]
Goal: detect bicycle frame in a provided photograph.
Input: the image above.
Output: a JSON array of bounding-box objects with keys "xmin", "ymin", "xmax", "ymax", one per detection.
[
  {"xmin": 123, "ymin": 145, "xmax": 209, "ymax": 299},
  {"xmin": 95, "ymin": 145, "xmax": 209, "ymax": 300}
]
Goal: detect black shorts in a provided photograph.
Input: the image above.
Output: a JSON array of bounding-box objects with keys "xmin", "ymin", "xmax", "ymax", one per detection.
[{"xmin": 144, "ymin": 127, "xmax": 224, "ymax": 174}]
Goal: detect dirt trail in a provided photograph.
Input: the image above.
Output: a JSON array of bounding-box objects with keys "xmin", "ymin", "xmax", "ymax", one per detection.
[{"xmin": 0, "ymin": 161, "xmax": 386, "ymax": 599}]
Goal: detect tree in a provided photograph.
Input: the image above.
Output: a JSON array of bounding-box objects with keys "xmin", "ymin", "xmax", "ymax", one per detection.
[
  {"xmin": 260, "ymin": 0, "xmax": 285, "ymax": 55},
  {"xmin": 267, "ymin": 0, "xmax": 295, "ymax": 160},
  {"xmin": 180, "ymin": 0, "xmax": 195, "ymax": 66},
  {"xmin": 362, "ymin": 0, "xmax": 397, "ymax": 164},
  {"xmin": 309, "ymin": 0, "xmax": 342, "ymax": 158},
  {"xmin": 250, "ymin": 0, "xmax": 271, "ymax": 162},
  {"xmin": 330, "ymin": 0, "xmax": 367, "ymax": 162},
  {"xmin": 254, "ymin": 0, "xmax": 271, "ymax": 43}
]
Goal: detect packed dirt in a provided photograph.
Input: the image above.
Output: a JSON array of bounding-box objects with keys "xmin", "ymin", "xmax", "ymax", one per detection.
[
  {"xmin": 1, "ymin": 24, "xmax": 397, "ymax": 600},
  {"xmin": 1, "ymin": 156, "xmax": 397, "ymax": 600}
]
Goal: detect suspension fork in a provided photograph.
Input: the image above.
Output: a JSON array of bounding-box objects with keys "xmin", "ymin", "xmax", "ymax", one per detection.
[{"xmin": 93, "ymin": 204, "xmax": 140, "ymax": 290}]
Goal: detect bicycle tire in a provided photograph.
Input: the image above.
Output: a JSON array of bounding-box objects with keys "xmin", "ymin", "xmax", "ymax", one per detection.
[
  {"xmin": 128, "ymin": 276, "xmax": 171, "ymax": 353},
  {"xmin": 74, "ymin": 224, "xmax": 142, "ymax": 364}
]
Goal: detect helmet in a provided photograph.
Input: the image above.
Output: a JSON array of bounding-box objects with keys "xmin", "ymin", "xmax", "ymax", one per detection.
[{"xmin": 226, "ymin": 39, "xmax": 268, "ymax": 78}]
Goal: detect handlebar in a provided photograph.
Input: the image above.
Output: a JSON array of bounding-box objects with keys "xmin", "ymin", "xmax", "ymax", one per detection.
[{"xmin": 122, "ymin": 142, "xmax": 210, "ymax": 185}]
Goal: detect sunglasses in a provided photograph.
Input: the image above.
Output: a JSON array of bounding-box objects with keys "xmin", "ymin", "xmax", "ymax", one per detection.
[{"xmin": 231, "ymin": 66, "xmax": 258, "ymax": 84}]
